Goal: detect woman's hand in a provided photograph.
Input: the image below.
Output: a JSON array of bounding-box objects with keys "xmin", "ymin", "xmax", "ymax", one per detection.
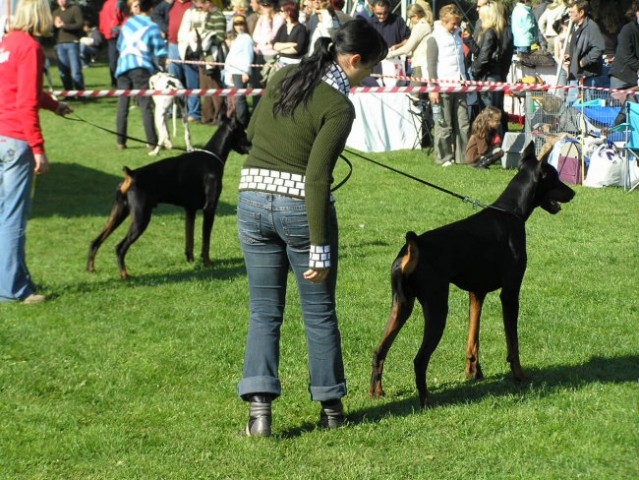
[
  {"xmin": 303, "ymin": 267, "xmax": 330, "ymax": 283},
  {"xmin": 55, "ymin": 101, "xmax": 73, "ymax": 116},
  {"xmin": 429, "ymin": 91, "xmax": 440, "ymax": 104},
  {"xmin": 34, "ymin": 153, "xmax": 49, "ymax": 175}
]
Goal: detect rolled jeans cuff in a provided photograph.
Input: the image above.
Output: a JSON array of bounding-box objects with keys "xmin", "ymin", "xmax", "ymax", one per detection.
[
  {"xmin": 238, "ymin": 375, "xmax": 282, "ymax": 401},
  {"xmin": 309, "ymin": 381, "xmax": 347, "ymax": 402}
]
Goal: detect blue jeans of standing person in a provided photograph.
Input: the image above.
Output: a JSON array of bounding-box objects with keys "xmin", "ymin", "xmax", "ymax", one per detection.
[
  {"xmin": 55, "ymin": 42, "xmax": 85, "ymax": 92},
  {"xmin": 231, "ymin": 74, "xmax": 250, "ymax": 127},
  {"xmin": 168, "ymin": 43, "xmax": 200, "ymax": 121},
  {"xmin": 0, "ymin": 136, "xmax": 36, "ymax": 302},
  {"xmin": 237, "ymin": 191, "xmax": 347, "ymax": 402}
]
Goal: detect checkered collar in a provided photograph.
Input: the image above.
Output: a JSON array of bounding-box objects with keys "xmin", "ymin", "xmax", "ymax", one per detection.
[{"xmin": 322, "ymin": 61, "xmax": 351, "ymax": 97}]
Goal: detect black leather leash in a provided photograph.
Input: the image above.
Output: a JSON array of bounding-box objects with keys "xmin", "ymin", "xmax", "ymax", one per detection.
[
  {"xmin": 65, "ymin": 114, "xmax": 502, "ymax": 212},
  {"xmin": 342, "ymin": 147, "xmax": 499, "ymax": 211},
  {"xmin": 63, "ymin": 113, "xmax": 224, "ymax": 164}
]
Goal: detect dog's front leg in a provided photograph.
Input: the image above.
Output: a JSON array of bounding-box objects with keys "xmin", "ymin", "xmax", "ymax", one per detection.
[
  {"xmin": 150, "ymin": 100, "xmax": 168, "ymax": 156},
  {"xmin": 500, "ymin": 288, "xmax": 530, "ymax": 382},
  {"xmin": 185, "ymin": 208, "xmax": 196, "ymax": 262},
  {"xmin": 465, "ymin": 291, "xmax": 486, "ymax": 380},
  {"xmin": 201, "ymin": 178, "xmax": 221, "ymax": 266}
]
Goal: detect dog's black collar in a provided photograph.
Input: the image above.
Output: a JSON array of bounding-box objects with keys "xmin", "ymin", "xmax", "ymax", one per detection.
[{"xmin": 192, "ymin": 149, "xmax": 225, "ymax": 166}]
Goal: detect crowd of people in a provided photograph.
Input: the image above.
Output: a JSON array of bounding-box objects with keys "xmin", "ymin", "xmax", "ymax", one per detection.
[{"xmin": 3, "ymin": 0, "xmax": 634, "ymax": 164}]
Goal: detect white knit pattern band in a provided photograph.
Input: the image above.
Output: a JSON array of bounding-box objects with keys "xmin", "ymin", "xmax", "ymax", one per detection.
[
  {"xmin": 239, "ymin": 168, "xmax": 306, "ymax": 198},
  {"xmin": 309, "ymin": 244, "xmax": 331, "ymax": 269}
]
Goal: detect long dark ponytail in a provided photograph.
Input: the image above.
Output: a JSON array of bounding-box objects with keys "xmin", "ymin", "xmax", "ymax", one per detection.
[{"xmin": 272, "ymin": 19, "xmax": 388, "ymax": 117}]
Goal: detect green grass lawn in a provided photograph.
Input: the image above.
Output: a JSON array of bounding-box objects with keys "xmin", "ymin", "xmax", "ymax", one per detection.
[{"xmin": 1, "ymin": 65, "xmax": 638, "ymax": 479}]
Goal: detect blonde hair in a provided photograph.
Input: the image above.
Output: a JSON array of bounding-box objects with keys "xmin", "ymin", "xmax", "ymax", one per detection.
[
  {"xmin": 471, "ymin": 106, "xmax": 502, "ymax": 139},
  {"xmin": 439, "ymin": 4, "xmax": 462, "ymax": 22},
  {"xmin": 478, "ymin": 2, "xmax": 505, "ymax": 39},
  {"xmin": 231, "ymin": 0, "xmax": 249, "ymax": 11},
  {"xmin": 407, "ymin": 3, "xmax": 434, "ymax": 26},
  {"xmin": 11, "ymin": 0, "xmax": 53, "ymax": 37}
]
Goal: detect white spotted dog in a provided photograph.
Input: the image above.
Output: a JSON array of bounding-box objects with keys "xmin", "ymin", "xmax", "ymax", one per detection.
[{"xmin": 148, "ymin": 72, "xmax": 193, "ymax": 156}]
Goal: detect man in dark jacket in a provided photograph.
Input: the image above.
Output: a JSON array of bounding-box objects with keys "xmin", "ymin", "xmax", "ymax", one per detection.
[
  {"xmin": 610, "ymin": 0, "xmax": 639, "ymax": 90},
  {"xmin": 152, "ymin": 0, "xmax": 174, "ymax": 41},
  {"xmin": 565, "ymin": 0, "xmax": 604, "ymax": 87}
]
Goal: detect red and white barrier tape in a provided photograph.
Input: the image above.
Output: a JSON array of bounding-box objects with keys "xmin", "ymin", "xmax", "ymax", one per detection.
[
  {"xmin": 167, "ymin": 58, "xmax": 628, "ymax": 94},
  {"xmin": 53, "ymin": 88, "xmax": 265, "ymax": 98},
  {"xmin": 54, "ymin": 83, "xmax": 555, "ymax": 98}
]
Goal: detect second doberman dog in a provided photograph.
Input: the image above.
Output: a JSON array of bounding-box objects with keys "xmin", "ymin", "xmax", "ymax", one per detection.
[
  {"xmin": 86, "ymin": 115, "xmax": 251, "ymax": 279},
  {"xmin": 369, "ymin": 139, "xmax": 575, "ymax": 407}
]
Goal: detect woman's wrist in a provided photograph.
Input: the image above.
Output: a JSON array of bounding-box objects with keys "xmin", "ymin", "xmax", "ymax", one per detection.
[{"xmin": 309, "ymin": 244, "xmax": 331, "ymax": 268}]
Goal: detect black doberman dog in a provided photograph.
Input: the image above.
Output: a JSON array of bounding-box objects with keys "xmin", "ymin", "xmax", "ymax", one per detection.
[
  {"xmin": 369, "ymin": 139, "xmax": 576, "ymax": 407},
  {"xmin": 86, "ymin": 115, "xmax": 251, "ymax": 279}
]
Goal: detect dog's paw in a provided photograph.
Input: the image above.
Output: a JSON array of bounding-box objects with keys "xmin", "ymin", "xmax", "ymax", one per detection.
[
  {"xmin": 369, "ymin": 381, "xmax": 385, "ymax": 398},
  {"xmin": 465, "ymin": 363, "xmax": 484, "ymax": 381}
]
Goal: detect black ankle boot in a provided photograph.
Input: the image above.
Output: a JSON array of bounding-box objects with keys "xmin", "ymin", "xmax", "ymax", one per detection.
[
  {"xmin": 246, "ymin": 395, "xmax": 272, "ymax": 437},
  {"xmin": 473, "ymin": 148, "xmax": 504, "ymax": 169},
  {"xmin": 319, "ymin": 399, "xmax": 345, "ymax": 429}
]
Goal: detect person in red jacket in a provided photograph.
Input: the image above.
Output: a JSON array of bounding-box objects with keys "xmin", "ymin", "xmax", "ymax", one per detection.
[
  {"xmin": 99, "ymin": 0, "xmax": 127, "ymax": 87},
  {"xmin": 0, "ymin": 0, "xmax": 72, "ymax": 304}
]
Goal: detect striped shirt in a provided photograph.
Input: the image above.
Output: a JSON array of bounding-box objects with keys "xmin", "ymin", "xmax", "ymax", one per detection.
[
  {"xmin": 115, "ymin": 15, "xmax": 168, "ymax": 77},
  {"xmin": 204, "ymin": 9, "xmax": 227, "ymax": 46}
]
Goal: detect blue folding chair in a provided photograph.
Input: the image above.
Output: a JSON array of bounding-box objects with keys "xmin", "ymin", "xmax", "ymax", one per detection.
[{"xmin": 609, "ymin": 102, "xmax": 639, "ymax": 191}]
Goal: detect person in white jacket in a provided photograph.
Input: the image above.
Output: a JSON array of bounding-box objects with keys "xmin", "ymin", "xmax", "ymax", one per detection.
[
  {"xmin": 177, "ymin": 0, "xmax": 210, "ymax": 121},
  {"xmin": 538, "ymin": 0, "xmax": 567, "ymax": 52},
  {"xmin": 426, "ymin": 5, "xmax": 469, "ymax": 166},
  {"xmin": 385, "ymin": 3, "xmax": 433, "ymax": 101}
]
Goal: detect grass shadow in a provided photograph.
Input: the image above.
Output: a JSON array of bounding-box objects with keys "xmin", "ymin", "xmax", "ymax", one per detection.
[
  {"xmin": 350, "ymin": 354, "xmax": 639, "ymax": 424},
  {"xmin": 31, "ymin": 162, "xmax": 236, "ymax": 218},
  {"xmin": 54, "ymin": 257, "xmax": 247, "ymax": 294}
]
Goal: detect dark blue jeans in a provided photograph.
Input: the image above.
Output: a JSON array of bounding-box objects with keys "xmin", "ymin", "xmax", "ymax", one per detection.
[
  {"xmin": 168, "ymin": 43, "xmax": 200, "ymax": 120},
  {"xmin": 230, "ymin": 74, "xmax": 250, "ymax": 127},
  {"xmin": 237, "ymin": 191, "xmax": 346, "ymax": 402}
]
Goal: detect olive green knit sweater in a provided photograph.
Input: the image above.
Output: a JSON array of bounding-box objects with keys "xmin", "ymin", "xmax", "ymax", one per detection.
[{"xmin": 244, "ymin": 65, "xmax": 355, "ymax": 248}]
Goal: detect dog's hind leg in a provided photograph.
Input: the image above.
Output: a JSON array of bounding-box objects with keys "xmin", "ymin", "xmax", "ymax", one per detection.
[
  {"xmin": 185, "ymin": 208, "xmax": 196, "ymax": 262},
  {"xmin": 370, "ymin": 234, "xmax": 420, "ymax": 398},
  {"xmin": 500, "ymin": 287, "xmax": 530, "ymax": 382},
  {"xmin": 465, "ymin": 291, "xmax": 487, "ymax": 380},
  {"xmin": 414, "ymin": 288, "xmax": 449, "ymax": 407},
  {"xmin": 87, "ymin": 187, "xmax": 131, "ymax": 273},
  {"xmin": 370, "ymin": 293, "xmax": 415, "ymax": 398},
  {"xmin": 115, "ymin": 202, "xmax": 152, "ymax": 279}
]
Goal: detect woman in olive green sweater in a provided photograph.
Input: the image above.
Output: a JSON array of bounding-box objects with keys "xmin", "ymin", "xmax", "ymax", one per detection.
[{"xmin": 237, "ymin": 19, "xmax": 387, "ymax": 437}]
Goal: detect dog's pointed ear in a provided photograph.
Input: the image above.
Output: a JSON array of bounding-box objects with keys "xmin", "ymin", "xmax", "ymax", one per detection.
[
  {"xmin": 519, "ymin": 140, "xmax": 537, "ymax": 168},
  {"xmin": 523, "ymin": 140, "xmax": 536, "ymax": 158}
]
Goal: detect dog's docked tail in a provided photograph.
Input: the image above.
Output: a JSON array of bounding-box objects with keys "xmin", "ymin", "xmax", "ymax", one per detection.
[
  {"xmin": 391, "ymin": 231, "xmax": 420, "ymax": 303},
  {"xmin": 119, "ymin": 167, "xmax": 134, "ymax": 195}
]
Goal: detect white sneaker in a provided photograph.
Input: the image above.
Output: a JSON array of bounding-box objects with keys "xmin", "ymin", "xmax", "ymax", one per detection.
[
  {"xmin": 441, "ymin": 161, "xmax": 454, "ymax": 167},
  {"xmin": 22, "ymin": 294, "xmax": 46, "ymax": 304}
]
